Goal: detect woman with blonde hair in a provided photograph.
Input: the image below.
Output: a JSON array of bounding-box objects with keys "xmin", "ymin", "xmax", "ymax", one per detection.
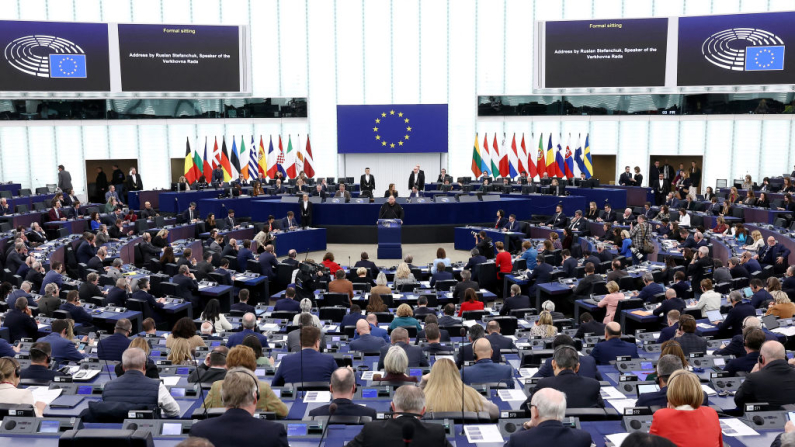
[
  {"xmin": 115, "ymin": 337, "xmax": 160, "ymax": 378},
  {"xmin": 393, "ymin": 263, "xmax": 416, "ymax": 289},
  {"xmin": 371, "ymin": 272, "xmax": 391, "ymax": 298},
  {"xmin": 585, "ymin": 201, "xmax": 599, "ymax": 220},
  {"xmin": 167, "ymin": 337, "xmax": 194, "ymax": 366},
  {"xmin": 203, "ymin": 346, "xmax": 288, "ymax": 417},
  {"xmin": 366, "ymin": 293, "xmax": 388, "ymax": 313},
  {"xmin": 712, "ymin": 216, "xmax": 728, "ymax": 234},
  {"xmin": 153, "ymin": 229, "xmax": 169, "ymax": 248},
  {"xmin": 648, "ymin": 370, "xmax": 722, "ymax": 446},
  {"xmin": 384, "ymin": 183, "xmax": 398, "ymax": 198},
  {"xmin": 291, "ymin": 298, "xmax": 322, "ymax": 327},
  {"xmin": 374, "ymin": 346, "xmax": 418, "ymax": 383},
  {"xmin": 422, "ymin": 358, "xmax": 499, "ymax": 419},
  {"xmin": 550, "ymin": 232, "xmax": 562, "ymax": 250},
  {"xmin": 766, "ymin": 277, "xmax": 795, "ymax": 318},
  {"xmin": 598, "ymin": 281, "xmax": 625, "ymax": 323},
  {"xmin": 177, "ymin": 175, "xmax": 191, "ymax": 191},
  {"xmin": 390, "ymin": 303, "xmax": 421, "ymax": 331},
  {"xmin": 529, "ymin": 310, "xmax": 558, "ymax": 338},
  {"xmin": 743, "ymin": 230, "xmax": 764, "ymax": 251},
  {"xmin": 0, "ymin": 357, "xmax": 44, "ymax": 416}
]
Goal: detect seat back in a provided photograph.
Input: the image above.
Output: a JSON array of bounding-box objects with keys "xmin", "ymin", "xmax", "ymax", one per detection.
[
  {"xmin": 318, "ymin": 307, "xmax": 347, "ymax": 322},
  {"xmin": 488, "ymin": 316, "xmax": 518, "ymax": 336}
]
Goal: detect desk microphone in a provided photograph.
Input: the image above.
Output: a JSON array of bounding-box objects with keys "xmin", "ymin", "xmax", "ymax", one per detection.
[
  {"xmin": 317, "ymin": 402, "xmax": 337, "ymax": 447},
  {"xmin": 402, "ymin": 423, "xmax": 414, "ymax": 447}
]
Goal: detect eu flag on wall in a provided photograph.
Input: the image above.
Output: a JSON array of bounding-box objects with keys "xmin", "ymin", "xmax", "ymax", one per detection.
[
  {"xmin": 337, "ymin": 104, "xmax": 448, "ymax": 154},
  {"xmin": 745, "ymin": 46, "xmax": 785, "ymax": 71},
  {"xmin": 49, "ymin": 54, "xmax": 87, "ymax": 78}
]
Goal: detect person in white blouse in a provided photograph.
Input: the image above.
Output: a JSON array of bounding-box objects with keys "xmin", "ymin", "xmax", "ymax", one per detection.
[
  {"xmin": 291, "ymin": 298, "xmax": 322, "ymax": 328},
  {"xmin": 678, "ymin": 209, "xmax": 691, "ymax": 227},
  {"xmin": 743, "ymin": 230, "xmax": 765, "ymax": 252},
  {"xmin": 0, "ymin": 357, "xmax": 45, "ymax": 417},
  {"xmin": 693, "ymin": 279, "xmax": 722, "ymax": 318},
  {"xmin": 200, "ymin": 299, "xmax": 233, "ymax": 332}
]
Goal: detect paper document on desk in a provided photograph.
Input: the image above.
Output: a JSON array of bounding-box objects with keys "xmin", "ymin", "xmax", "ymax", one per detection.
[
  {"xmin": 600, "ymin": 386, "xmax": 625, "ymax": 400},
  {"xmin": 162, "ymin": 376, "xmax": 180, "ymax": 386},
  {"xmin": 497, "ymin": 390, "xmax": 527, "ymax": 402},
  {"xmin": 607, "ymin": 398, "xmax": 637, "ymax": 414},
  {"xmin": 773, "ymin": 326, "xmax": 795, "ymax": 337},
  {"xmin": 37, "ymin": 324, "xmax": 48, "ymax": 329},
  {"xmin": 260, "ymin": 323, "xmax": 280, "ymax": 332},
  {"xmin": 29, "ymin": 387, "xmax": 62, "ymax": 406},
  {"xmin": 701, "ymin": 385, "xmax": 717, "ymax": 396},
  {"xmin": 606, "ymin": 433, "xmax": 630, "ymax": 446},
  {"xmin": 720, "ymin": 418, "xmax": 759, "ymax": 437},
  {"xmin": 303, "ymin": 391, "xmax": 331, "ymax": 403},
  {"xmin": 697, "ymin": 323, "xmax": 715, "ymax": 329},
  {"xmin": 518, "ymin": 368, "xmax": 538, "ymax": 378},
  {"xmin": 360, "ymin": 371, "xmax": 383, "ymax": 381},
  {"xmin": 463, "ymin": 320, "xmax": 478, "ymax": 328},
  {"xmin": 464, "ymin": 425, "xmax": 504, "ymax": 443}
]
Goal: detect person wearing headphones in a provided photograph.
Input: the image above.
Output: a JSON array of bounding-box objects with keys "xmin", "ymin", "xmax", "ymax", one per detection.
[
  {"xmin": 461, "ymin": 338, "xmax": 514, "ymax": 387},
  {"xmin": 190, "ymin": 372, "xmax": 288, "ymax": 447},
  {"xmin": 102, "ymin": 347, "xmax": 180, "ymax": 417},
  {"xmin": 36, "ymin": 319, "xmax": 85, "ymax": 364},
  {"xmin": 636, "ymin": 354, "xmax": 709, "ymax": 408},
  {"xmin": 541, "ymin": 300, "xmax": 565, "ymax": 320},
  {"xmin": 96, "ymin": 318, "xmax": 133, "ymax": 362},
  {"xmin": 0, "ymin": 357, "xmax": 46, "ymax": 416},
  {"xmin": 19, "ymin": 342, "xmax": 65, "ymax": 382}
]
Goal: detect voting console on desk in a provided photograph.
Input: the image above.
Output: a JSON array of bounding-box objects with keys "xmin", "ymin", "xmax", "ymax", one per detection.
[
  {"xmin": 0, "ymin": 417, "xmax": 83, "ymax": 436},
  {"xmin": 377, "ymin": 219, "xmax": 402, "ymax": 260}
]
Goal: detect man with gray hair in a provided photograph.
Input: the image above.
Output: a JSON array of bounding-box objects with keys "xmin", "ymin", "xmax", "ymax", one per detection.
[
  {"xmin": 688, "ymin": 245, "xmax": 713, "ymax": 298},
  {"xmin": 715, "ymin": 290, "xmax": 756, "ymax": 336},
  {"xmin": 106, "ymin": 258, "xmax": 124, "ymax": 281},
  {"xmin": 227, "ymin": 312, "xmax": 269, "ymax": 348},
  {"xmin": 347, "ymin": 385, "xmax": 451, "ymax": 447},
  {"xmin": 309, "ymin": 367, "xmax": 377, "ymax": 418},
  {"xmin": 528, "ymin": 345, "xmax": 602, "ymax": 409},
  {"xmin": 500, "ymin": 284, "xmax": 530, "ymax": 316},
  {"xmin": 189, "ymin": 367, "xmax": 288, "ymax": 447},
  {"xmin": 6, "ymin": 281, "xmax": 32, "ymax": 308},
  {"xmin": 633, "ymin": 271, "xmax": 664, "ymax": 303},
  {"xmin": 508, "ymin": 388, "xmax": 592, "ymax": 447},
  {"xmin": 102, "ymin": 347, "xmax": 180, "ymax": 417},
  {"xmin": 636, "ymin": 354, "xmax": 708, "ymax": 408},
  {"xmin": 715, "ymin": 316, "xmax": 780, "ymax": 357},
  {"xmin": 453, "ymin": 268, "xmax": 479, "ymax": 302},
  {"xmin": 403, "ymin": 254, "xmax": 415, "ymax": 269},
  {"xmin": 86, "ymin": 246, "xmax": 107, "ymax": 272},
  {"xmin": 735, "ymin": 341, "xmax": 795, "ymax": 409},
  {"xmin": 37, "ymin": 282, "xmax": 61, "ymax": 317}
]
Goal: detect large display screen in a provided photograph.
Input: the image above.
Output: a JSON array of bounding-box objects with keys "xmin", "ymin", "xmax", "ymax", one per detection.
[
  {"xmin": 0, "ymin": 20, "xmax": 111, "ymax": 91},
  {"xmin": 543, "ymin": 18, "xmax": 669, "ymax": 88},
  {"xmin": 677, "ymin": 12, "xmax": 795, "ymax": 86},
  {"xmin": 117, "ymin": 24, "xmax": 242, "ymax": 92}
]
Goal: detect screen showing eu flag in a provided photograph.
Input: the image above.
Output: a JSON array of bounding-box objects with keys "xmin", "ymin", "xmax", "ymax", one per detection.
[
  {"xmin": 0, "ymin": 20, "xmax": 110, "ymax": 91},
  {"xmin": 337, "ymin": 104, "xmax": 448, "ymax": 154},
  {"xmin": 678, "ymin": 11, "xmax": 795, "ymax": 86}
]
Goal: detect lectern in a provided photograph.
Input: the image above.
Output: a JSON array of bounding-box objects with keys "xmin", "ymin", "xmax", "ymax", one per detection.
[{"xmin": 377, "ymin": 219, "xmax": 402, "ymax": 259}]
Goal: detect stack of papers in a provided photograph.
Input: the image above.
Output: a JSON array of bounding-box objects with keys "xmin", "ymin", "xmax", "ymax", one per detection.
[
  {"xmin": 720, "ymin": 418, "xmax": 760, "ymax": 437},
  {"xmin": 697, "ymin": 323, "xmax": 715, "ymax": 329},
  {"xmin": 303, "ymin": 391, "xmax": 331, "ymax": 403},
  {"xmin": 701, "ymin": 385, "xmax": 717, "ymax": 396},
  {"xmin": 162, "ymin": 377, "xmax": 180, "ymax": 386},
  {"xmin": 360, "ymin": 371, "xmax": 383, "ymax": 381},
  {"xmin": 607, "ymin": 398, "xmax": 637, "ymax": 414},
  {"xmin": 606, "ymin": 433, "xmax": 631, "ymax": 446},
  {"xmin": 772, "ymin": 326, "xmax": 795, "ymax": 336},
  {"xmin": 462, "ymin": 320, "xmax": 478, "ymax": 328},
  {"xmin": 463, "ymin": 425, "xmax": 504, "ymax": 443},
  {"xmin": 600, "ymin": 386, "xmax": 626, "ymax": 400},
  {"xmin": 29, "ymin": 387, "xmax": 62, "ymax": 406},
  {"xmin": 518, "ymin": 368, "xmax": 538, "ymax": 378},
  {"xmin": 497, "ymin": 390, "xmax": 527, "ymax": 402}
]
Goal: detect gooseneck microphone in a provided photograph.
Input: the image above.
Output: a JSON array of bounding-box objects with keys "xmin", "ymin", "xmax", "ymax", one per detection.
[
  {"xmin": 459, "ymin": 327, "xmax": 467, "ymax": 435},
  {"xmin": 317, "ymin": 402, "xmax": 337, "ymax": 447},
  {"xmin": 402, "ymin": 422, "xmax": 414, "ymax": 447}
]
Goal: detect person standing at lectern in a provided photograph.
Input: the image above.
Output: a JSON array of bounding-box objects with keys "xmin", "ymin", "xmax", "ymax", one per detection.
[
  {"xmin": 408, "ymin": 165, "xmax": 425, "ymax": 191},
  {"xmin": 379, "ymin": 196, "xmax": 404, "ymax": 223},
  {"xmin": 360, "ymin": 168, "xmax": 375, "ymax": 195},
  {"xmin": 299, "ymin": 194, "xmax": 312, "ymax": 228}
]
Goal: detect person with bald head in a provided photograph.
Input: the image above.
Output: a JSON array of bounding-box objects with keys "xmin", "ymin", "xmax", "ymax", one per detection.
[
  {"xmin": 653, "ymin": 288, "xmax": 686, "ymax": 320},
  {"xmin": 309, "ymin": 367, "xmax": 377, "ymax": 418},
  {"xmin": 460, "ymin": 338, "xmax": 513, "ymax": 387},
  {"xmin": 735, "ymin": 340, "xmax": 795, "ymax": 409},
  {"xmin": 349, "ymin": 318, "xmax": 387, "ymax": 353},
  {"xmin": 507, "ymin": 388, "xmax": 592, "ymax": 447},
  {"xmin": 589, "ymin": 322, "xmax": 638, "ymax": 365}
]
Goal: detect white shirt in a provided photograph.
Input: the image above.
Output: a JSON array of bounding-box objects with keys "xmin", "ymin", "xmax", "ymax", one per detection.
[
  {"xmin": 694, "ymin": 290, "xmax": 722, "ymax": 317},
  {"xmin": 679, "ymin": 213, "xmax": 691, "ymax": 227},
  {"xmin": 158, "ymin": 382, "xmax": 181, "ymax": 417},
  {"xmin": 201, "ymin": 313, "xmax": 233, "ymax": 332},
  {"xmin": 303, "ymin": 201, "xmax": 308, "ymax": 210}
]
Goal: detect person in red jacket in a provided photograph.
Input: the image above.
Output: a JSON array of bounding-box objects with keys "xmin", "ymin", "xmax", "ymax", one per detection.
[
  {"xmin": 458, "ymin": 288, "xmax": 485, "ymax": 316},
  {"xmin": 322, "ymin": 252, "xmax": 342, "ymax": 275},
  {"xmin": 494, "ymin": 241, "xmax": 513, "ymax": 280},
  {"xmin": 649, "ymin": 369, "xmax": 722, "ymax": 447}
]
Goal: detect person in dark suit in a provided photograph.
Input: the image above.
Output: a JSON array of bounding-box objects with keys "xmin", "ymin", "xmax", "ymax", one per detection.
[
  {"xmin": 5, "ymin": 242, "xmax": 26, "ymax": 275},
  {"xmin": 461, "ymin": 338, "xmax": 513, "ymax": 387},
  {"xmin": 311, "ymin": 184, "xmax": 327, "ymax": 200},
  {"xmin": 194, "ymin": 252, "xmax": 215, "ymax": 281},
  {"xmin": 567, "ymin": 210, "xmax": 587, "ymax": 233},
  {"xmin": 735, "ymin": 341, "xmax": 795, "ymax": 410},
  {"xmin": 652, "ymin": 173, "xmax": 669, "ymax": 206},
  {"xmin": 299, "ymin": 194, "xmax": 313, "ymax": 228},
  {"xmin": 172, "ymin": 265, "xmax": 200, "ymax": 309},
  {"xmin": 429, "ymin": 262, "xmax": 453, "ymax": 287},
  {"xmin": 506, "ymin": 388, "xmax": 592, "ymax": 447},
  {"xmin": 729, "ymin": 257, "xmax": 751, "ymax": 280},
  {"xmin": 492, "ymin": 209, "xmax": 508, "ymax": 229},
  {"xmin": 573, "ymin": 312, "xmax": 606, "ymax": 340},
  {"xmin": 619, "ymin": 166, "xmax": 634, "ymax": 186},
  {"xmin": 532, "ymin": 335, "xmax": 601, "ymax": 380},
  {"xmin": 724, "ymin": 327, "xmax": 765, "ymax": 377},
  {"xmin": 182, "ymin": 202, "xmax": 199, "ymax": 223},
  {"xmin": 636, "ymin": 354, "xmax": 708, "ymax": 408},
  {"xmin": 407, "ymin": 165, "xmax": 425, "ymax": 191},
  {"xmin": 500, "ymin": 284, "xmax": 531, "ymax": 316},
  {"xmin": 759, "ymin": 236, "xmax": 791, "ymax": 274},
  {"xmin": 59, "ymin": 290, "xmax": 94, "ymax": 330},
  {"xmin": 353, "ymin": 252, "xmax": 379, "ymax": 278},
  {"xmin": 452, "ymin": 269, "xmax": 479, "ymax": 303},
  {"xmin": 653, "ymin": 289, "xmax": 686, "ymax": 319},
  {"xmin": 3, "ymin": 297, "xmax": 38, "ymax": 342},
  {"xmin": 485, "ymin": 320, "xmax": 514, "ymax": 351},
  {"xmin": 571, "ymin": 263, "xmax": 602, "ymax": 302},
  {"xmin": 412, "ymin": 297, "xmax": 435, "ymax": 319},
  {"xmin": 78, "ymin": 273, "xmax": 104, "ymax": 303},
  {"xmin": 528, "ymin": 255, "xmax": 553, "ymax": 296},
  {"xmin": 377, "ymin": 328, "xmax": 429, "ymax": 370},
  {"xmin": 437, "ymin": 304, "xmax": 462, "ymax": 328},
  {"xmin": 716, "ymin": 291, "xmax": 756, "ymax": 337},
  {"xmin": 560, "ymin": 250, "xmax": 578, "ymax": 278},
  {"xmin": 544, "ymin": 205, "xmax": 568, "ymax": 228},
  {"xmin": 124, "ymin": 167, "xmax": 143, "ymax": 192},
  {"xmin": 236, "ymin": 239, "xmax": 255, "ymax": 272},
  {"xmin": 140, "ymin": 201, "xmax": 158, "ymax": 219},
  {"xmin": 589, "ymin": 322, "xmax": 639, "ymax": 365},
  {"xmin": 223, "ymin": 209, "xmax": 238, "ymax": 229},
  {"xmin": 138, "ymin": 233, "xmax": 162, "ymax": 266},
  {"xmin": 26, "ymin": 223, "xmax": 47, "ymax": 246},
  {"xmin": 37, "ymin": 319, "xmax": 85, "ymax": 363},
  {"xmin": 230, "ymin": 289, "xmax": 256, "ymax": 314},
  {"xmin": 131, "ymin": 278, "xmax": 166, "ymax": 323},
  {"xmin": 189, "ymin": 368, "xmax": 288, "ymax": 447},
  {"xmin": 713, "ymin": 317, "xmax": 779, "ymax": 357},
  {"xmin": 187, "ymin": 349, "xmax": 228, "ymax": 384},
  {"xmin": 6, "ymin": 282, "xmax": 32, "ymax": 309},
  {"xmin": 633, "ymin": 272, "xmax": 665, "ymax": 303},
  {"xmin": 350, "ymin": 319, "xmax": 388, "ymax": 353},
  {"xmin": 273, "ymin": 287, "xmax": 301, "ymax": 312},
  {"xmin": 272, "ymin": 326, "xmax": 337, "ymax": 386},
  {"xmin": 527, "ymin": 346, "xmax": 603, "ymax": 409},
  {"xmin": 105, "ymin": 278, "xmax": 129, "ymax": 307},
  {"xmin": 673, "ymin": 315, "xmax": 707, "ymax": 356},
  {"xmin": 86, "ymin": 246, "xmax": 106, "ymax": 273},
  {"xmin": 421, "ymin": 323, "xmax": 454, "ymax": 355},
  {"xmin": 19, "ymin": 342, "xmax": 65, "ymax": 382},
  {"xmin": 226, "ymin": 313, "xmax": 269, "ymax": 348},
  {"xmin": 95, "ymin": 319, "xmax": 132, "ymax": 361},
  {"xmin": 258, "ymin": 245, "xmax": 278, "ymax": 280},
  {"xmin": 456, "ymin": 325, "xmax": 501, "ymax": 367},
  {"xmin": 309, "ymin": 366, "xmax": 378, "ymax": 419},
  {"xmin": 358, "ymin": 167, "xmax": 376, "ymax": 195}
]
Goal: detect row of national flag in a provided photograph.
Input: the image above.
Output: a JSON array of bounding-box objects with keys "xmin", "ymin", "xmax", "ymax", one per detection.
[
  {"xmin": 183, "ymin": 134, "xmax": 315, "ymax": 184},
  {"xmin": 471, "ymin": 132, "xmax": 593, "ymax": 180}
]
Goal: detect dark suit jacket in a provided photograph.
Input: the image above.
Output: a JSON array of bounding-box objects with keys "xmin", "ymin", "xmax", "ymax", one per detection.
[
  {"xmin": 505, "ymin": 420, "xmax": 592, "ymax": 447},
  {"xmin": 573, "ymin": 320, "xmax": 606, "ymax": 340},
  {"xmin": 735, "ymin": 359, "xmax": 795, "ymax": 409},
  {"xmin": 429, "ymin": 271, "xmax": 453, "ymax": 287},
  {"xmin": 20, "ymin": 364, "xmax": 66, "ymax": 382},
  {"xmin": 456, "ymin": 341, "xmax": 501, "ymax": 368},
  {"xmin": 572, "ymin": 274, "xmax": 601, "ymax": 298},
  {"xmin": 189, "ymin": 408, "xmax": 288, "ymax": 447},
  {"xmin": 187, "ymin": 365, "xmax": 227, "ymax": 383},
  {"xmin": 230, "ymin": 302, "xmax": 256, "ymax": 314},
  {"xmin": 714, "ymin": 331, "xmax": 779, "ymax": 357},
  {"xmin": 349, "ymin": 334, "xmax": 387, "ymax": 353},
  {"xmin": 730, "ymin": 265, "xmax": 751, "ymax": 279},
  {"xmin": 486, "ymin": 332, "xmax": 514, "ymax": 350},
  {"xmin": 258, "ymin": 252, "xmax": 278, "ymax": 279},
  {"xmin": 171, "ymin": 275, "xmax": 199, "ymax": 302},
  {"xmin": 377, "ymin": 341, "xmax": 428, "ymax": 370},
  {"xmin": 125, "ymin": 174, "xmax": 143, "ymax": 191},
  {"xmin": 96, "ymin": 333, "xmax": 131, "ymax": 361},
  {"xmin": 359, "ymin": 174, "xmax": 376, "ymax": 191},
  {"xmin": 534, "ymin": 355, "xmax": 601, "ymax": 380},
  {"xmin": 725, "ymin": 351, "xmax": 760, "ymax": 377},
  {"xmin": 589, "ymin": 337, "xmax": 639, "ymax": 365},
  {"xmin": 453, "ymin": 280, "xmax": 480, "ymax": 302},
  {"xmin": 59, "ymin": 302, "xmax": 93, "ymax": 326},
  {"xmin": 674, "ymin": 332, "xmax": 707, "ymax": 356},
  {"xmin": 422, "ymin": 342, "xmax": 454, "ymax": 354},
  {"xmin": 353, "ymin": 260, "xmax": 379, "ymax": 277},
  {"xmin": 348, "ymin": 416, "xmax": 451, "ymax": 447},
  {"xmin": 78, "ymin": 282, "xmax": 104, "ymax": 302},
  {"xmin": 718, "ymin": 302, "xmax": 756, "ymax": 336},
  {"xmin": 500, "ymin": 295, "xmax": 530, "ymax": 315},
  {"xmin": 2, "ymin": 309, "xmax": 38, "ymax": 342},
  {"xmin": 653, "ymin": 298, "xmax": 686, "ymax": 318},
  {"xmin": 86, "ymin": 255, "xmax": 104, "ymax": 272},
  {"xmin": 407, "ymin": 170, "xmax": 425, "ymax": 191},
  {"xmin": 561, "ymin": 257, "xmax": 578, "ymax": 278},
  {"xmin": 545, "ymin": 213, "xmax": 568, "ymax": 228},
  {"xmin": 271, "ymin": 348, "xmax": 337, "ymax": 386},
  {"xmin": 299, "ymin": 200, "xmax": 312, "ymax": 224},
  {"xmin": 106, "ymin": 287, "xmax": 128, "ymax": 307},
  {"xmin": 530, "ymin": 369, "xmax": 603, "ymax": 408},
  {"xmin": 309, "ymin": 398, "xmax": 377, "ymax": 418}
]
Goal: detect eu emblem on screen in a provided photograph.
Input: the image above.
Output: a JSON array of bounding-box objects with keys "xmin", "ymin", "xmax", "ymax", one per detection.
[
  {"xmin": 337, "ymin": 104, "xmax": 448, "ymax": 154},
  {"xmin": 701, "ymin": 27, "xmax": 784, "ymax": 72},
  {"xmin": 745, "ymin": 45, "xmax": 785, "ymax": 71},
  {"xmin": 49, "ymin": 54, "xmax": 87, "ymax": 78},
  {"xmin": 4, "ymin": 35, "xmax": 87, "ymax": 78}
]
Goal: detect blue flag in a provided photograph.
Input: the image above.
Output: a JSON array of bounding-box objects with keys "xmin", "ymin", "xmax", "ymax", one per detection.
[
  {"xmin": 337, "ymin": 104, "xmax": 448, "ymax": 154},
  {"xmin": 49, "ymin": 54, "xmax": 87, "ymax": 78},
  {"xmin": 745, "ymin": 46, "xmax": 785, "ymax": 71}
]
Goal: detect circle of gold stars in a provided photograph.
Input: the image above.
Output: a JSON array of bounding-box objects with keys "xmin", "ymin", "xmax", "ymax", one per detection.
[
  {"xmin": 373, "ymin": 109, "xmax": 412, "ymax": 148},
  {"xmin": 58, "ymin": 56, "xmax": 79, "ymax": 76},
  {"xmin": 754, "ymin": 48, "xmax": 775, "ymax": 68}
]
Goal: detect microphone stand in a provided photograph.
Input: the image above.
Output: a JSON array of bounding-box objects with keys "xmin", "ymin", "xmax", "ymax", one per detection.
[
  {"xmin": 316, "ymin": 402, "xmax": 337, "ymax": 447},
  {"xmin": 459, "ymin": 327, "xmax": 467, "ymax": 435},
  {"xmin": 299, "ymin": 322, "xmax": 305, "ymax": 400},
  {"xmin": 191, "ymin": 349, "xmax": 211, "ymax": 418}
]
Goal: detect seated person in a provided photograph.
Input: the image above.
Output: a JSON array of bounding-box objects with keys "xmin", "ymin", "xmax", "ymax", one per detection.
[
  {"xmin": 461, "ymin": 338, "xmax": 513, "ymax": 387},
  {"xmin": 308, "ymin": 367, "xmax": 377, "ymax": 418},
  {"xmin": 271, "ymin": 326, "xmax": 337, "ymax": 386},
  {"xmin": 19, "ymin": 342, "xmax": 65, "ymax": 382},
  {"xmin": 373, "ymin": 346, "xmax": 419, "ymax": 383},
  {"xmin": 589, "ymin": 322, "xmax": 638, "ymax": 365},
  {"xmin": 101, "ymin": 347, "xmax": 179, "ymax": 417},
  {"xmin": 637, "ymin": 354, "xmax": 710, "ymax": 408},
  {"xmin": 525, "ymin": 345, "xmax": 603, "ymax": 409}
]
